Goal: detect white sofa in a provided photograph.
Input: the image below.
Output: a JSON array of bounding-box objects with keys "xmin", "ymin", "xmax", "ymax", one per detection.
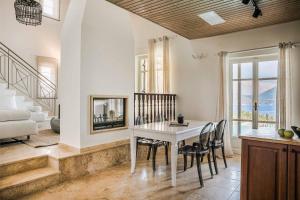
[{"xmin": 0, "ymin": 120, "xmax": 37, "ymax": 140}]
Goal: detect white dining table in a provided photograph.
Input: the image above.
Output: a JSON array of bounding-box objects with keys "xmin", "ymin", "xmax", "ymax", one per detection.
[{"xmin": 130, "ymin": 120, "xmax": 213, "ymax": 187}]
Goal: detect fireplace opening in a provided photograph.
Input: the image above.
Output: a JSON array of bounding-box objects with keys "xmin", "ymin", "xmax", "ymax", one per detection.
[{"xmin": 90, "ymin": 96, "xmax": 128, "ymax": 134}]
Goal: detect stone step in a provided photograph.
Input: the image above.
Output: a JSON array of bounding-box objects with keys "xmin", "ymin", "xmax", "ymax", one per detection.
[
  {"xmin": 0, "ymin": 155, "xmax": 48, "ymax": 178},
  {"xmin": 15, "ymin": 95, "xmax": 25, "ymax": 102},
  {"xmin": 0, "ymin": 89, "xmax": 16, "ymax": 96},
  {"xmin": 37, "ymin": 117, "xmax": 52, "ymax": 130},
  {"xmin": 0, "ymin": 167, "xmax": 60, "ymax": 200},
  {"xmin": 31, "ymin": 111, "xmax": 49, "ymax": 122},
  {"xmin": 24, "ymin": 101, "xmax": 34, "ymax": 107},
  {"xmin": 0, "ymin": 83, "xmax": 7, "ymax": 90}
]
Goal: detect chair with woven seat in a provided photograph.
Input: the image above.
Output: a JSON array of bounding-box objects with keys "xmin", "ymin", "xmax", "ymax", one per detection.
[
  {"xmin": 178, "ymin": 122, "xmax": 214, "ymax": 187},
  {"xmin": 211, "ymin": 119, "xmax": 227, "ymax": 174},
  {"xmin": 135, "ymin": 116, "xmax": 169, "ymax": 171}
]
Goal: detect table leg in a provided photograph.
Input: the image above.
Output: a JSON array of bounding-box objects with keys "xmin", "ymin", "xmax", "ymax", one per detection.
[
  {"xmin": 130, "ymin": 133, "xmax": 137, "ymax": 174},
  {"xmin": 171, "ymin": 142, "xmax": 178, "ymax": 186}
]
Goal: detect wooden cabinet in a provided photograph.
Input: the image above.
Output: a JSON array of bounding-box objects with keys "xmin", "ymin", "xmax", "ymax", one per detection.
[
  {"xmin": 241, "ymin": 139, "xmax": 287, "ymax": 200},
  {"xmin": 288, "ymin": 145, "xmax": 300, "ymax": 200},
  {"xmin": 241, "ymin": 139, "xmax": 300, "ymax": 200}
]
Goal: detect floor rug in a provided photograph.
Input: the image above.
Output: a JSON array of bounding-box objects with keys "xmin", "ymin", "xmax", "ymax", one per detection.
[{"xmin": 22, "ymin": 129, "xmax": 59, "ymax": 148}]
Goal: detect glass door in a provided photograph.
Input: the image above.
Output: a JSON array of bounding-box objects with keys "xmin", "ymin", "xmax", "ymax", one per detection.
[
  {"xmin": 230, "ymin": 56, "xmax": 278, "ymax": 149},
  {"xmin": 232, "ymin": 62, "xmax": 254, "ymax": 138},
  {"xmin": 256, "ymin": 60, "xmax": 278, "ymax": 133}
]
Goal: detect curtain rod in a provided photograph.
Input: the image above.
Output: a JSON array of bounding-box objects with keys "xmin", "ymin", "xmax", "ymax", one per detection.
[{"xmin": 227, "ymin": 42, "xmax": 300, "ymax": 54}]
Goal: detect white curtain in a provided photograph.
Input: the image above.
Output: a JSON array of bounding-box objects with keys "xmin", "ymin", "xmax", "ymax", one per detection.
[
  {"xmin": 162, "ymin": 36, "xmax": 170, "ymax": 94},
  {"xmin": 147, "ymin": 36, "xmax": 170, "ymax": 93},
  {"xmin": 277, "ymin": 42, "xmax": 293, "ymax": 129},
  {"xmin": 217, "ymin": 51, "xmax": 234, "ymax": 157},
  {"xmin": 148, "ymin": 39, "xmax": 156, "ymax": 93}
]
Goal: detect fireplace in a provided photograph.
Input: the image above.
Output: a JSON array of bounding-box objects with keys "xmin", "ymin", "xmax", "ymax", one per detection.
[{"xmin": 90, "ymin": 96, "xmax": 128, "ymax": 134}]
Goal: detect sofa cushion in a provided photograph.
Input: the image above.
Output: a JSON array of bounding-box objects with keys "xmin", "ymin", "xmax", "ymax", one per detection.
[
  {"xmin": 0, "ymin": 110, "xmax": 31, "ymax": 122},
  {"xmin": 0, "ymin": 95, "xmax": 17, "ymax": 110}
]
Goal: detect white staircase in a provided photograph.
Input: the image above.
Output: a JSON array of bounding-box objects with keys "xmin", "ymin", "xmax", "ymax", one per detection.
[
  {"xmin": 0, "ymin": 41, "xmax": 57, "ymax": 118},
  {"xmin": 0, "ymin": 82, "xmax": 51, "ymax": 129}
]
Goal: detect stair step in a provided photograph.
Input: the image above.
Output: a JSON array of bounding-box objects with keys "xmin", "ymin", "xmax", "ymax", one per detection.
[
  {"xmin": 0, "ymin": 89, "xmax": 16, "ymax": 96},
  {"xmin": 15, "ymin": 96, "xmax": 26, "ymax": 110},
  {"xmin": 31, "ymin": 111, "xmax": 48, "ymax": 122},
  {"xmin": 0, "ymin": 83, "xmax": 7, "ymax": 90},
  {"xmin": 0, "ymin": 167, "xmax": 60, "ymax": 199},
  {"xmin": 15, "ymin": 95, "xmax": 25, "ymax": 102},
  {"xmin": 28, "ymin": 105, "xmax": 42, "ymax": 112},
  {"xmin": 37, "ymin": 119, "xmax": 51, "ymax": 130},
  {"xmin": 0, "ymin": 155, "xmax": 48, "ymax": 178},
  {"xmin": 23, "ymin": 101, "xmax": 33, "ymax": 107}
]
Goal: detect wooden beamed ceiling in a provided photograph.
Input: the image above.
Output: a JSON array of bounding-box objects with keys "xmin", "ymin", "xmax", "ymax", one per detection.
[{"xmin": 106, "ymin": 0, "xmax": 300, "ymax": 39}]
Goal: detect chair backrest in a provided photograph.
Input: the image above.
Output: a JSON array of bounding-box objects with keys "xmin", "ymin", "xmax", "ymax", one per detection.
[
  {"xmin": 198, "ymin": 122, "xmax": 214, "ymax": 150},
  {"xmin": 214, "ymin": 119, "xmax": 227, "ymax": 142}
]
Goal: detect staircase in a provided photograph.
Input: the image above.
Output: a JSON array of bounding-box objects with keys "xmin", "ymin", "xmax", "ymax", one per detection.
[
  {"xmin": 0, "ymin": 83, "xmax": 50, "ymax": 127},
  {"xmin": 0, "ymin": 42, "xmax": 57, "ymax": 116},
  {"xmin": 0, "ymin": 155, "xmax": 60, "ymax": 199}
]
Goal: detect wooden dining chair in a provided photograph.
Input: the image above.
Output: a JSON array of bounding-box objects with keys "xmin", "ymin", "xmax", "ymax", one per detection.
[
  {"xmin": 211, "ymin": 119, "xmax": 227, "ymax": 174},
  {"xmin": 135, "ymin": 116, "xmax": 169, "ymax": 171},
  {"xmin": 178, "ymin": 122, "xmax": 214, "ymax": 187}
]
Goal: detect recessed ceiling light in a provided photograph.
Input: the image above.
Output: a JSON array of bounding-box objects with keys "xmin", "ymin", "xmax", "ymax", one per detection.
[{"xmin": 198, "ymin": 11, "xmax": 225, "ymax": 25}]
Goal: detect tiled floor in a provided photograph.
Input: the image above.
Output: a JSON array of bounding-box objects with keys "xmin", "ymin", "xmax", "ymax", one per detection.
[{"xmin": 21, "ymin": 155, "xmax": 241, "ymax": 200}]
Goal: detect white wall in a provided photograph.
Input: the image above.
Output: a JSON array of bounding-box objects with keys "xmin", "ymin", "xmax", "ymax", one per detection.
[
  {"xmin": 0, "ymin": 0, "xmax": 69, "ymax": 66},
  {"xmin": 177, "ymin": 20, "xmax": 300, "ymax": 125},
  {"xmin": 80, "ymin": 0, "xmax": 135, "ymax": 147},
  {"xmin": 60, "ymin": 0, "xmax": 135, "ymax": 148},
  {"xmin": 60, "ymin": 0, "xmax": 86, "ymax": 148}
]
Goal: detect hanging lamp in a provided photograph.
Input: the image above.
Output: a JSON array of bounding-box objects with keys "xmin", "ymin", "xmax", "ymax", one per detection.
[{"xmin": 14, "ymin": 0, "xmax": 42, "ymax": 26}]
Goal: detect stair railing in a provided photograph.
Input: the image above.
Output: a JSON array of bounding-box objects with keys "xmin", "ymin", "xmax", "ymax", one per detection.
[{"xmin": 0, "ymin": 42, "xmax": 57, "ymax": 115}]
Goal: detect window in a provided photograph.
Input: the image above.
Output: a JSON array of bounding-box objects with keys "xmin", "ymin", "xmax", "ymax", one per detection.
[
  {"xmin": 37, "ymin": 56, "xmax": 58, "ymax": 98},
  {"xmin": 40, "ymin": 67, "xmax": 52, "ymax": 80},
  {"xmin": 135, "ymin": 37, "xmax": 170, "ymax": 94},
  {"xmin": 230, "ymin": 56, "xmax": 278, "ymax": 137},
  {"xmin": 135, "ymin": 50, "xmax": 164, "ymax": 93},
  {"xmin": 41, "ymin": 0, "xmax": 60, "ymax": 20}
]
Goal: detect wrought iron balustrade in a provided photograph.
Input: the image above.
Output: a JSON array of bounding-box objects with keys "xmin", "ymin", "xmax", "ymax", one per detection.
[
  {"xmin": 134, "ymin": 93, "xmax": 176, "ymax": 125},
  {"xmin": 0, "ymin": 42, "xmax": 57, "ymax": 115}
]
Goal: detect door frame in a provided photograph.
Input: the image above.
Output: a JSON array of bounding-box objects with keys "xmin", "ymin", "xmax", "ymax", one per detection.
[{"xmin": 229, "ymin": 55, "xmax": 278, "ymax": 149}]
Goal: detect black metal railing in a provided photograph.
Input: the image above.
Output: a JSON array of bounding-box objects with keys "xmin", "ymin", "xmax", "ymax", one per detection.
[
  {"xmin": 134, "ymin": 93, "xmax": 176, "ymax": 125},
  {"xmin": 0, "ymin": 42, "xmax": 57, "ymax": 115}
]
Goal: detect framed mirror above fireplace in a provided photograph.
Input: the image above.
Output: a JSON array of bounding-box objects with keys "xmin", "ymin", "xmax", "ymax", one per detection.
[{"xmin": 90, "ymin": 95, "xmax": 128, "ymax": 134}]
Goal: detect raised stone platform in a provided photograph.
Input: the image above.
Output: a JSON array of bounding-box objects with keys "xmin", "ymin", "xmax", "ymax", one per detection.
[{"xmin": 0, "ymin": 140, "xmax": 152, "ymax": 199}]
